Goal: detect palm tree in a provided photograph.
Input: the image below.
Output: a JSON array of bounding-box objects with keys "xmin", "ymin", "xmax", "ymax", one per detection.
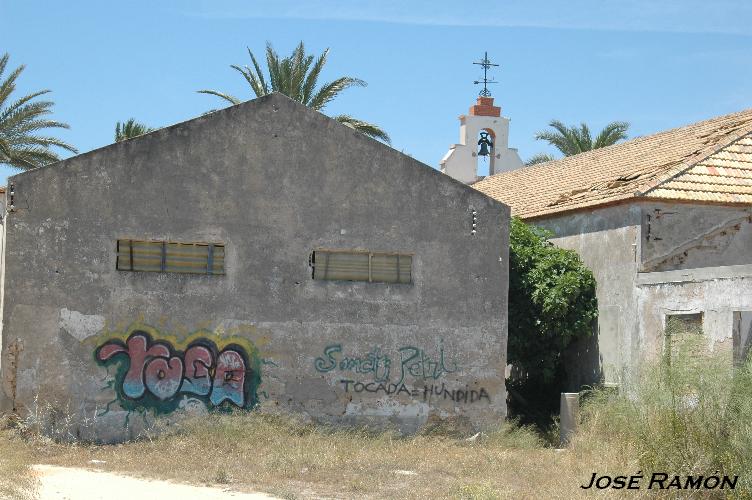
[
  {"xmin": 115, "ymin": 119, "xmax": 154, "ymax": 142},
  {"xmin": 0, "ymin": 53, "xmax": 77, "ymax": 170},
  {"xmin": 525, "ymin": 153, "xmax": 556, "ymax": 166},
  {"xmin": 526, "ymin": 120, "xmax": 629, "ymax": 165},
  {"xmin": 199, "ymin": 42, "xmax": 390, "ymax": 144}
]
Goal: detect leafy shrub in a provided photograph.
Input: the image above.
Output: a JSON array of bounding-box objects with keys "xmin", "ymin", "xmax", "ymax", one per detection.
[{"xmin": 507, "ymin": 217, "xmax": 597, "ymax": 426}]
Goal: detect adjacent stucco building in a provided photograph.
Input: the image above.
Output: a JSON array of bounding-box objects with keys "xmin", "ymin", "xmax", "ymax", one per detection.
[
  {"xmin": 473, "ymin": 109, "xmax": 752, "ymax": 388},
  {"xmin": 0, "ymin": 93, "xmax": 510, "ymax": 441}
]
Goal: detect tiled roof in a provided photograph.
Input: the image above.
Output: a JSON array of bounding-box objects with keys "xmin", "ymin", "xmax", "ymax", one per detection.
[
  {"xmin": 646, "ymin": 135, "xmax": 752, "ymax": 204},
  {"xmin": 472, "ymin": 109, "xmax": 752, "ymax": 219}
]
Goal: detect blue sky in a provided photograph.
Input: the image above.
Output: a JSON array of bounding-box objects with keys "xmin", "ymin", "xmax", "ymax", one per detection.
[{"xmin": 2, "ymin": 1, "xmax": 752, "ymax": 182}]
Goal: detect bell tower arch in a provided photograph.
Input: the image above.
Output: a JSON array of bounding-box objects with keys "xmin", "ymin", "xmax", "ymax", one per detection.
[{"xmin": 440, "ymin": 53, "xmax": 524, "ymax": 184}]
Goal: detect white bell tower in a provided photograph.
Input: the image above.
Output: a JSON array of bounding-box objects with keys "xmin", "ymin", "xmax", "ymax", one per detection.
[{"xmin": 440, "ymin": 53, "xmax": 524, "ymax": 184}]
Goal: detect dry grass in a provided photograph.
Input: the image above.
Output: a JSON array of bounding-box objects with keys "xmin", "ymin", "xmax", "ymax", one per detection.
[
  {"xmin": 1, "ymin": 411, "xmax": 645, "ymax": 500},
  {"xmin": 0, "ymin": 415, "xmax": 39, "ymax": 500}
]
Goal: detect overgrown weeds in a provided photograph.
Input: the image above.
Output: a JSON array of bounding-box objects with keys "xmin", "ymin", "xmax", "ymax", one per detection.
[{"xmin": 576, "ymin": 318, "xmax": 752, "ymax": 497}]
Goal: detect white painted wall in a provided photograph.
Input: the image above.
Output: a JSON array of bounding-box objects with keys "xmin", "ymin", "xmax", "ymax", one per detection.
[{"xmin": 440, "ymin": 113, "xmax": 523, "ymax": 184}]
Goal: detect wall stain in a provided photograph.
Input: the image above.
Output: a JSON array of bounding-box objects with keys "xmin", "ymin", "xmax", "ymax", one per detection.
[{"xmin": 2, "ymin": 338, "xmax": 24, "ymax": 411}]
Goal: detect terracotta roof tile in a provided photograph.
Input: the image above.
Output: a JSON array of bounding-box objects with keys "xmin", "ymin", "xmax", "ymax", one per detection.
[{"xmin": 472, "ymin": 109, "xmax": 752, "ymax": 218}]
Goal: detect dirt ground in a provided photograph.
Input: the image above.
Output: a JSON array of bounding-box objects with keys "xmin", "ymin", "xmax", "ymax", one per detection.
[{"xmin": 33, "ymin": 464, "xmax": 279, "ymax": 500}]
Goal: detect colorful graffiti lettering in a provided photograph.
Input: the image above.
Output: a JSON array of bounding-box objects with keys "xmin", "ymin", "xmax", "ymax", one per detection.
[
  {"xmin": 95, "ymin": 327, "xmax": 260, "ymax": 413},
  {"xmin": 314, "ymin": 343, "xmax": 458, "ymax": 385},
  {"xmin": 339, "ymin": 379, "xmax": 491, "ymax": 404}
]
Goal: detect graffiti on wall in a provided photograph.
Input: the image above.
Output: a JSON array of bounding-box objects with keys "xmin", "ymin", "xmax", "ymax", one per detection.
[
  {"xmin": 339, "ymin": 379, "xmax": 490, "ymax": 404},
  {"xmin": 313, "ymin": 343, "xmax": 491, "ymax": 404},
  {"xmin": 314, "ymin": 343, "xmax": 458, "ymax": 386},
  {"xmin": 95, "ymin": 326, "xmax": 261, "ymax": 413}
]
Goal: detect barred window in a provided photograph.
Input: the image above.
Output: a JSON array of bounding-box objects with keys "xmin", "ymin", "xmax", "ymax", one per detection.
[
  {"xmin": 311, "ymin": 250, "xmax": 412, "ymax": 284},
  {"xmin": 117, "ymin": 239, "xmax": 225, "ymax": 275}
]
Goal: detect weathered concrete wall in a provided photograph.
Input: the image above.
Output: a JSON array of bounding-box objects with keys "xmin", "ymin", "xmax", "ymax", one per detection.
[
  {"xmin": 636, "ymin": 268, "xmax": 752, "ymax": 363},
  {"xmin": 641, "ymin": 202, "xmax": 752, "ymax": 272},
  {"xmin": 0, "ymin": 94, "xmax": 509, "ymax": 441},
  {"xmin": 0, "ymin": 193, "xmax": 7, "ymax": 411},
  {"xmin": 532, "ymin": 200, "xmax": 752, "ymax": 389},
  {"xmin": 637, "ymin": 201, "xmax": 752, "ymax": 364},
  {"xmin": 532, "ymin": 204, "xmax": 642, "ymax": 387}
]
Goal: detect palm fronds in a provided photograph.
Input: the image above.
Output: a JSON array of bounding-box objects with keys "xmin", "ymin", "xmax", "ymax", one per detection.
[
  {"xmin": 535, "ymin": 120, "xmax": 629, "ymax": 158},
  {"xmin": 0, "ymin": 53, "xmax": 78, "ymax": 170},
  {"xmin": 195, "ymin": 90, "xmax": 242, "ymax": 106},
  {"xmin": 115, "ymin": 118, "xmax": 155, "ymax": 142},
  {"xmin": 333, "ymin": 114, "xmax": 391, "ymax": 144},
  {"xmin": 593, "ymin": 121, "xmax": 629, "ymax": 149},
  {"xmin": 525, "ymin": 153, "xmax": 557, "ymax": 165},
  {"xmin": 200, "ymin": 41, "xmax": 388, "ymax": 143}
]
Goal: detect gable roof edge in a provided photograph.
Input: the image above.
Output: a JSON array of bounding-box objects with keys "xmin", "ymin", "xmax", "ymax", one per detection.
[{"xmin": 5, "ymin": 92, "xmax": 510, "ymax": 214}]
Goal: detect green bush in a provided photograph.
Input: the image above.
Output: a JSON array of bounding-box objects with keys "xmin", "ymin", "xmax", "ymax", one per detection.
[
  {"xmin": 580, "ymin": 322, "xmax": 752, "ymax": 496},
  {"xmin": 508, "ymin": 217, "xmax": 598, "ymax": 382},
  {"xmin": 507, "ymin": 217, "xmax": 597, "ymax": 426}
]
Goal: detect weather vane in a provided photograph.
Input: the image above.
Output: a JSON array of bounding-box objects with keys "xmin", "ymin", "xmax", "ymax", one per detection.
[{"xmin": 473, "ymin": 51, "xmax": 499, "ymax": 97}]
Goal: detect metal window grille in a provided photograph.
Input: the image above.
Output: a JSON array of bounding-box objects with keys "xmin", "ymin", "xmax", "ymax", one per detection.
[
  {"xmin": 116, "ymin": 239, "xmax": 225, "ymax": 275},
  {"xmin": 311, "ymin": 250, "xmax": 412, "ymax": 284}
]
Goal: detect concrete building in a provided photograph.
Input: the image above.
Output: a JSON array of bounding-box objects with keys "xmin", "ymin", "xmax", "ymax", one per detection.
[
  {"xmin": 474, "ymin": 109, "xmax": 752, "ymax": 388},
  {"xmin": 440, "ymin": 96, "xmax": 524, "ymax": 183},
  {"xmin": 0, "ymin": 93, "xmax": 510, "ymax": 441}
]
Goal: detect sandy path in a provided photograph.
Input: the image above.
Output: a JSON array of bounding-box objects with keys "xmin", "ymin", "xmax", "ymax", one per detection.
[{"xmin": 33, "ymin": 464, "xmax": 278, "ymax": 500}]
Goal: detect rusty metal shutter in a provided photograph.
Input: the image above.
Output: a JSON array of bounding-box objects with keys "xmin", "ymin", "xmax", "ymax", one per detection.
[
  {"xmin": 312, "ymin": 250, "xmax": 412, "ymax": 284},
  {"xmin": 314, "ymin": 251, "xmax": 370, "ymax": 281},
  {"xmin": 371, "ymin": 253, "xmax": 411, "ymax": 284},
  {"xmin": 117, "ymin": 239, "xmax": 225, "ymax": 275}
]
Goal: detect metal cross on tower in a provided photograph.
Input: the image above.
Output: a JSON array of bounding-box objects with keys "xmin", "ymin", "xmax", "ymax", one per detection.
[{"xmin": 473, "ymin": 51, "xmax": 499, "ymax": 97}]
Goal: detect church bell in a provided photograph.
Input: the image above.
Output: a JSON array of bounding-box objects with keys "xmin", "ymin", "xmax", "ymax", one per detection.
[{"xmin": 478, "ymin": 132, "xmax": 493, "ymax": 157}]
